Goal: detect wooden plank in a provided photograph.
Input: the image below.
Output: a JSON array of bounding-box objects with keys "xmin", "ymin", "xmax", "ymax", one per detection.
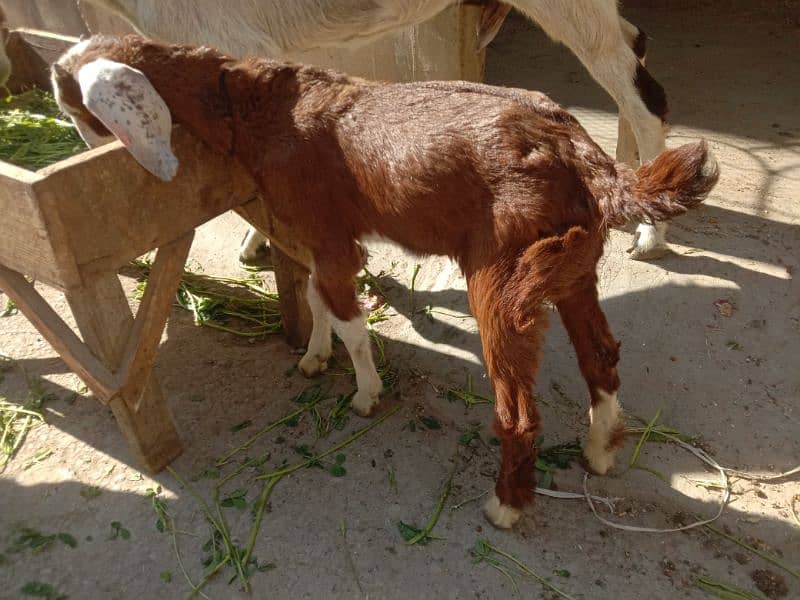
[
  {"xmin": 117, "ymin": 232, "xmax": 193, "ymax": 411},
  {"xmin": 0, "ymin": 165, "xmax": 77, "ymax": 289},
  {"xmin": 33, "ymin": 128, "xmax": 260, "ymax": 278},
  {"xmin": 271, "ymin": 247, "xmax": 313, "ymax": 348},
  {"xmin": 66, "ymin": 271, "xmax": 182, "ymax": 472},
  {"xmin": 0, "ymin": 264, "xmax": 118, "ymax": 401},
  {"xmin": 5, "ymin": 29, "xmax": 77, "ymax": 93}
]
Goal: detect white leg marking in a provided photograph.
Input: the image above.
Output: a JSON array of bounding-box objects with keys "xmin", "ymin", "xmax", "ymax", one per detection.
[
  {"xmin": 298, "ymin": 281, "xmax": 332, "ymax": 377},
  {"xmin": 584, "ymin": 389, "xmax": 623, "ymax": 475},
  {"xmin": 484, "ymin": 494, "xmax": 522, "ymax": 529},
  {"xmin": 238, "ymin": 227, "xmax": 268, "ymax": 263},
  {"xmin": 628, "ymin": 221, "xmax": 669, "ymax": 260},
  {"xmin": 332, "ymin": 314, "xmax": 382, "ymax": 417}
]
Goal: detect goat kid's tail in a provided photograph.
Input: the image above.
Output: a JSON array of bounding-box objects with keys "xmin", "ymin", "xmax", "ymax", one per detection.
[{"xmin": 600, "ymin": 141, "xmax": 719, "ymax": 227}]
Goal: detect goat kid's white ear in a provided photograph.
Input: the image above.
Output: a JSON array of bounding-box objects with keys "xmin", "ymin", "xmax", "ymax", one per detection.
[{"xmin": 77, "ymin": 58, "xmax": 178, "ymax": 181}]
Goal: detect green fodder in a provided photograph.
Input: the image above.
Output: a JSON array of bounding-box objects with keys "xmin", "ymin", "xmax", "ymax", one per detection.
[{"xmin": 0, "ymin": 89, "xmax": 86, "ymax": 170}]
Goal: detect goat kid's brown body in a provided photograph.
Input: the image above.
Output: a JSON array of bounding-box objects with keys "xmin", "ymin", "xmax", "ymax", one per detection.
[{"xmin": 56, "ymin": 36, "xmax": 717, "ymax": 521}]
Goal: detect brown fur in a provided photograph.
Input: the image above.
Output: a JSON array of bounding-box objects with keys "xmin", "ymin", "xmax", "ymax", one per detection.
[{"xmin": 55, "ymin": 35, "xmax": 719, "ymax": 515}]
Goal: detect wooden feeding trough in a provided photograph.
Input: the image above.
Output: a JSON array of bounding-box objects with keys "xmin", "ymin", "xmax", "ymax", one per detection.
[{"xmin": 0, "ymin": 29, "xmax": 314, "ymax": 472}]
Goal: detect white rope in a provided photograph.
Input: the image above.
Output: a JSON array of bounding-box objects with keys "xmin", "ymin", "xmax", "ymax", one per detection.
[
  {"xmin": 723, "ymin": 464, "xmax": 800, "ymax": 481},
  {"xmin": 582, "ymin": 431, "xmax": 731, "ymax": 533},
  {"xmin": 536, "ymin": 486, "xmax": 619, "ymax": 513}
]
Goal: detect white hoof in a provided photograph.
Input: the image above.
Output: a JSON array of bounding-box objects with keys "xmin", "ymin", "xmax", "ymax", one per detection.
[
  {"xmin": 351, "ymin": 388, "xmax": 380, "ymax": 417},
  {"xmin": 238, "ymin": 228, "xmax": 269, "ymax": 264},
  {"xmin": 583, "ymin": 444, "xmax": 618, "ymax": 476},
  {"xmin": 483, "ymin": 494, "xmax": 522, "ymax": 529},
  {"xmin": 298, "ymin": 352, "xmax": 329, "ymax": 377},
  {"xmin": 627, "ymin": 223, "xmax": 670, "ymax": 261}
]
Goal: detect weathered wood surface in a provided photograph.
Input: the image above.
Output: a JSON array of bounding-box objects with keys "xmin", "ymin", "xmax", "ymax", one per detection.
[
  {"xmin": 4, "ymin": 29, "xmax": 78, "ymax": 93},
  {"xmin": 0, "ymin": 264, "xmax": 118, "ymax": 401},
  {"xmin": 35, "ymin": 129, "xmax": 259, "ymax": 285},
  {"xmin": 65, "ymin": 271, "xmax": 182, "ymax": 472},
  {"xmin": 116, "ymin": 233, "xmax": 194, "ymax": 412}
]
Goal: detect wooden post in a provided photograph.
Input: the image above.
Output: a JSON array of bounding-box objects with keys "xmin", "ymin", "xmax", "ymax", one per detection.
[{"xmin": 65, "ymin": 272, "xmax": 182, "ymax": 472}]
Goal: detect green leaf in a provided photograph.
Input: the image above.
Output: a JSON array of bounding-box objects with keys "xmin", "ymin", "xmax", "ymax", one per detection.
[
  {"xmin": 79, "ymin": 485, "xmax": 102, "ymax": 499},
  {"xmin": 329, "ymin": 464, "xmax": 346, "ymax": 477},
  {"xmin": 554, "ymin": 569, "xmax": 571, "ymax": 578},
  {"xmin": 420, "ymin": 416, "xmax": 441, "ymax": 430},
  {"xmin": 229, "ymin": 419, "xmax": 253, "ymax": 433},
  {"xmin": 221, "ymin": 489, "xmax": 248, "ymax": 510},
  {"xmin": 160, "ymin": 571, "xmax": 172, "ymax": 583},
  {"xmin": 57, "ymin": 533, "xmax": 77, "ymax": 549},
  {"xmin": 20, "ymin": 581, "xmax": 67, "ymax": 599},
  {"xmin": 459, "ymin": 429, "xmax": 481, "ymax": 446},
  {"xmin": 397, "ymin": 521, "xmax": 430, "ymax": 545},
  {"xmin": 109, "ymin": 521, "xmax": 131, "ymax": 541},
  {"xmin": 335, "ymin": 454, "xmax": 346, "ymax": 465}
]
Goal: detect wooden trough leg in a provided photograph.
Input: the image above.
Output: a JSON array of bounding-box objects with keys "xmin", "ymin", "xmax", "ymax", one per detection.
[
  {"xmin": 271, "ymin": 246, "xmax": 313, "ymax": 348},
  {"xmin": 66, "ymin": 271, "xmax": 182, "ymax": 472},
  {"xmin": 235, "ymin": 201, "xmax": 314, "ymax": 348}
]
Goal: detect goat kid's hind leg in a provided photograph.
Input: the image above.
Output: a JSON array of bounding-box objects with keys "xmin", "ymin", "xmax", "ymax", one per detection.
[
  {"xmin": 555, "ymin": 281, "xmax": 624, "ymax": 475},
  {"xmin": 468, "ymin": 269, "xmax": 547, "ymax": 529}
]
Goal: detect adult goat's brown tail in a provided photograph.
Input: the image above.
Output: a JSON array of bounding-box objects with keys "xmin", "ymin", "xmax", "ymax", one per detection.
[{"xmin": 600, "ymin": 141, "xmax": 720, "ymax": 228}]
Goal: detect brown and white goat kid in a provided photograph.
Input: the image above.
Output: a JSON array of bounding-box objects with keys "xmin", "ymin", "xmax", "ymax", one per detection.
[{"xmin": 52, "ymin": 35, "xmax": 718, "ymax": 528}]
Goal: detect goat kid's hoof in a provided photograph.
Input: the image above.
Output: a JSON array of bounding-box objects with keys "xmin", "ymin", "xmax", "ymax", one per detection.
[
  {"xmin": 484, "ymin": 494, "xmax": 522, "ymax": 529},
  {"xmin": 298, "ymin": 353, "xmax": 329, "ymax": 377},
  {"xmin": 351, "ymin": 389, "xmax": 380, "ymax": 417},
  {"xmin": 581, "ymin": 448, "xmax": 617, "ymax": 476}
]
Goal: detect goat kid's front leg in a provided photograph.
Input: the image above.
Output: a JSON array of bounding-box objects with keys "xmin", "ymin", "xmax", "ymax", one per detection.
[
  {"xmin": 298, "ymin": 279, "xmax": 333, "ymax": 377},
  {"xmin": 556, "ymin": 282, "xmax": 625, "ymax": 475},
  {"xmin": 304, "ymin": 257, "xmax": 382, "ymax": 417},
  {"xmin": 239, "ymin": 227, "xmax": 269, "ymax": 263}
]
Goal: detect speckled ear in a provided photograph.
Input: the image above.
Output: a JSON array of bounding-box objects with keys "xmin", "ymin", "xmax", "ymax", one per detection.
[{"xmin": 78, "ymin": 58, "xmax": 179, "ymax": 181}]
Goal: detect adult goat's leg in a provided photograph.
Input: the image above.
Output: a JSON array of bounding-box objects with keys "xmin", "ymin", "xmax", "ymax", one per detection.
[
  {"xmin": 555, "ymin": 278, "xmax": 624, "ymax": 475},
  {"xmin": 468, "ymin": 266, "xmax": 547, "ymax": 529},
  {"xmin": 514, "ymin": 0, "xmax": 669, "ymax": 259}
]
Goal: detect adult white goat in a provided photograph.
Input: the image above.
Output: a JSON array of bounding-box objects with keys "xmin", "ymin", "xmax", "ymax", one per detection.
[
  {"xmin": 80, "ymin": 0, "xmax": 669, "ymax": 259},
  {"xmin": 0, "ymin": 7, "xmax": 10, "ymax": 87}
]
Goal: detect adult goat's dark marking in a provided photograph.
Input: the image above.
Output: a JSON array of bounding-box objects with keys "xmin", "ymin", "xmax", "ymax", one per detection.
[{"xmin": 634, "ymin": 63, "xmax": 668, "ymax": 122}]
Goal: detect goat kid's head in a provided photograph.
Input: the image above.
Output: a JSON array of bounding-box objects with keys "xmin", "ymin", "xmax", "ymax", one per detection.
[
  {"xmin": 0, "ymin": 6, "xmax": 11, "ymax": 87},
  {"xmin": 51, "ymin": 37, "xmax": 179, "ymax": 181}
]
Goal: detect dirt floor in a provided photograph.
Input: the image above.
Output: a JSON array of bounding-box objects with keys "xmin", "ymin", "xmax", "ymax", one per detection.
[{"xmin": 1, "ymin": 2, "xmax": 799, "ymax": 599}]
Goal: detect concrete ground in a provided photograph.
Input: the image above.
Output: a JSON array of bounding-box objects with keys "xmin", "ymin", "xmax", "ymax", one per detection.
[{"xmin": 1, "ymin": 2, "xmax": 798, "ymax": 599}]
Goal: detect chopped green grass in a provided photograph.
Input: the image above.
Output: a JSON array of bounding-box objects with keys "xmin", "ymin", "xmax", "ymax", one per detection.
[
  {"xmin": 133, "ymin": 258, "xmax": 283, "ymax": 337},
  {"xmin": 1, "ymin": 89, "xmax": 86, "ymax": 170},
  {"xmin": 471, "ymin": 539, "xmax": 576, "ymax": 600},
  {"xmin": 1, "ymin": 371, "xmax": 55, "ymax": 472},
  {"xmin": 696, "ymin": 577, "xmax": 769, "ymax": 600}
]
